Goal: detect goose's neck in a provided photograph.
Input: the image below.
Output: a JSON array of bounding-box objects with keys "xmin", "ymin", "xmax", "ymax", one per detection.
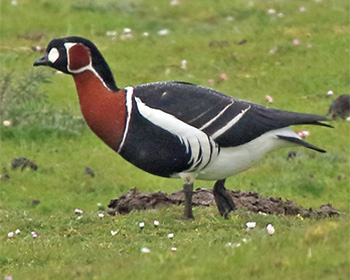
[{"xmin": 72, "ymin": 70, "xmax": 126, "ymax": 151}]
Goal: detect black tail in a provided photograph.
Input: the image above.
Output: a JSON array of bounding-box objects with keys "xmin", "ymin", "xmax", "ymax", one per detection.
[
  {"xmin": 277, "ymin": 135, "xmax": 326, "ymax": 153},
  {"xmin": 268, "ymin": 109, "xmax": 333, "ymax": 128}
]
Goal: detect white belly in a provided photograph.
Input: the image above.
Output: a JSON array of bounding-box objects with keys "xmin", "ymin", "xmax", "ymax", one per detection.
[{"xmin": 194, "ymin": 127, "xmax": 299, "ymax": 180}]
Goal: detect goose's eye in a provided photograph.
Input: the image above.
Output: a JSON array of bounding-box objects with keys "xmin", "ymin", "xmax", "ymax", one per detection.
[{"xmin": 48, "ymin": 48, "xmax": 60, "ymax": 63}]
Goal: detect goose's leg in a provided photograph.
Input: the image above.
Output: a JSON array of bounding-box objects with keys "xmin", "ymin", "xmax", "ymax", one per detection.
[
  {"xmin": 183, "ymin": 182, "xmax": 194, "ymax": 220},
  {"xmin": 213, "ymin": 179, "xmax": 235, "ymax": 219}
]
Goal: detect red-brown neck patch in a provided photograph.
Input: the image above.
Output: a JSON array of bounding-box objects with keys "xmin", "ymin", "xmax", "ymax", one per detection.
[
  {"xmin": 68, "ymin": 44, "xmax": 91, "ymax": 71},
  {"xmin": 72, "ymin": 71, "xmax": 126, "ymax": 150}
]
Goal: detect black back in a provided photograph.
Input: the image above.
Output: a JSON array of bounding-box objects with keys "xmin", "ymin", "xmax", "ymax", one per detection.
[{"xmin": 133, "ymin": 81, "xmax": 330, "ymax": 147}]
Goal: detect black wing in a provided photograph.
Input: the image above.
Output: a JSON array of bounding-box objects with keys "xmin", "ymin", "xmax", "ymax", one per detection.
[{"xmin": 133, "ymin": 81, "xmax": 330, "ymax": 147}]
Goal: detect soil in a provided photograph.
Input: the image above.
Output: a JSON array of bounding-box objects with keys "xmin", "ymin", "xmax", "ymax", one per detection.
[
  {"xmin": 328, "ymin": 94, "xmax": 350, "ymax": 119},
  {"xmin": 11, "ymin": 157, "xmax": 38, "ymax": 171},
  {"xmin": 85, "ymin": 167, "xmax": 95, "ymax": 177},
  {"xmin": 107, "ymin": 187, "xmax": 339, "ymax": 218}
]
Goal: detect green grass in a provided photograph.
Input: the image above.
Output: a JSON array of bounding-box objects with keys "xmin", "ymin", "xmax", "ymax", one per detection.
[{"xmin": 0, "ymin": 0, "xmax": 349, "ymax": 279}]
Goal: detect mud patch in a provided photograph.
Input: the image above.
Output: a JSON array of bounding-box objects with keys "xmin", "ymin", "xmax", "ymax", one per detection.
[
  {"xmin": 85, "ymin": 167, "xmax": 95, "ymax": 178},
  {"xmin": 328, "ymin": 94, "xmax": 350, "ymax": 119},
  {"xmin": 11, "ymin": 157, "xmax": 38, "ymax": 171},
  {"xmin": 108, "ymin": 188, "xmax": 339, "ymax": 218}
]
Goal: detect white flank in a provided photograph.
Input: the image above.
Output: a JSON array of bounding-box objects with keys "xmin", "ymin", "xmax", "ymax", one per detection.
[
  {"xmin": 197, "ymin": 127, "xmax": 299, "ymax": 180},
  {"xmin": 117, "ymin": 86, "xmax": 134, "ymax": 153},
  {"xmin": 199, "ymin": 101, "xmax": 234, "ymax": 130},
  {"xmin": 211, "ymin": 105, "xmax": 251, "ymax": 139},
  {"xmin": 135, "ymin": 97, "xmax": 218, "ymax": 172}
]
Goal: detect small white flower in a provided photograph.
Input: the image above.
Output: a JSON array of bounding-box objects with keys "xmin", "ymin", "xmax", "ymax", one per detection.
[
  {"xmin": 121, "ymin": 28, "xmax": 133, "ymax": 39},
  {"xmin": 31, "ymin": 231, "xmax": 38, "ymax": 238},
  {"xmin": 8, "ymin": 232, "xmax": 14, "ymax": 238},
  {"xmin": 299, "ymin": 6, "xmax": 306, "ymax": 13},
  {"xmin": 11, "ymin": 0, "xmax": 18, "ymax": 6},
  {"xmin": 296, "ymin": 214, "xmax": 304, "ymax": 221},
  {"xmin": 158, "ymin": 29, "xmax": 170, "ymax": 36},
  {"xmin": 277, "ymin": 12, "xmax": 284, "ymax": 18},
  {"xmin": 138, "ymin": 222, "xmax": 145, "ymax": 229},
  {"xmin": 141, "ymin": 247, "xmax": 151, "ymax": 253},
  {"xmin": 98, "ymin": 213, "xmax": 104, "ymax": 219},
  {"xmin": 242, "ymin": 238, "xmax": 248, "ymax": 244},
  {"xmin": 74, "ymin": 208, "xmax": 83, "ymax": 215},
  {"xmin": 167, "ymin": 233, "xmax": 174, "ymax": 239},
  {"xmin": 181, "ymin": 59, "xmax": 188, "ymax": 70},
  {"xmin": 293, "ymin": 39, "xmax": 300, "ymax": 46},
  {"xmin": 266, "ymin": 224, "xmax": 275, "ymax": 235},
  {"xmin": 226, "ymin": 242, "xmax": 241, "ymax": 248},
  {"xmin": 246, "ymin": 222, "xmax": 256, "ymax": 230},
  {"xmin": 15, "ymin": 229, "xmax": 21, "ymax": 235},
  {"xmin": 298, "ymin": 130, "xmax": 310, "ymax": 138},
  {"xmin": 208, "ymin": 79, "xmax": 214, "ymax": 85},
  {"xmin": 267, "ymin": 8, "xmax": 276, "ymax": 15},
  {"xmin": 169, "ymin": 0, "xmax": 179, "ymax": 6},
  {"xmin": 346, "ymin": 116, "xmax": 350, "ymax": 122},
  {"xmin": 153, "ymin": 220, "xmax": 159, "ymax": 227},
  {"xmin": 326, "ymin": 90, "xmax": 334, "ymax": 96},
  {"xmin": 304, "ymin": 130, "xmax": 310, "ymax": 137},
  {"xmin": 123, "ymin": 28, "xmax": 132, "ymax": 34},
  {"xmin": 110, "ymin": 230, "xmax": 118, "ymax": 236},
  {"xmin": 106, "ymin": 31, "xmax": 117, "ymax": 37},
  {"xmin": 265, "ymin": 95, "xmax": 274, "ymax": 103},
  {"xmin": 3, "ymin": 120, "xmax": 11, "ymax": 127},
  {"xmin": 258, "ymin": 211, "xmax": 267, "ymax": 216},
  {"xmin": 32, "ymin": 45, "xmax": 44, "ymax": 52},
  {"xmin": 142, "ymin": 32, "xmax": 150, "ymax": 37},
  {"xmin": 219, "ymin": 73, "xmax": 228, "ymax": 80},
  {"xmin": 171, "ymin": 247, "xmax": 177, "ymax": 252}
]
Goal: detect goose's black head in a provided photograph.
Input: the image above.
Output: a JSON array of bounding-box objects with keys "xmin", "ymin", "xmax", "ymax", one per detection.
[{"xmin": 34, "ymin": 36, "xmax": 118, "ymax": 91}]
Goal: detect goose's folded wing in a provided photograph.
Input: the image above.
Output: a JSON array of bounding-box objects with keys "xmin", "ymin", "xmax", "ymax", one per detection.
[{"xmin": 133, "ymin": 81, "xmax": 330, "ymax": 147}]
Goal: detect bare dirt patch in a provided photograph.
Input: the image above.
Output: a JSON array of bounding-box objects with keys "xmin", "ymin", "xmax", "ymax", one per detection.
[
  {"xmin": 11, "ymin": 157, "xmax": 38, "ymax": 171},
  {"xmin": 328, "ymin": 94, "xmax": 350, "ymax": 119},
  {"xmin": 107, "ymin": 188, "xmax": 339, "ymax": 218}
]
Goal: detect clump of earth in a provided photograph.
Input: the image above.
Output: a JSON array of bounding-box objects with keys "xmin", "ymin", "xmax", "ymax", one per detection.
[
  {"xmin": 328, "ymin": 94, "xmax": 350, "ymax": 120},
  {"xmin": 108, "ymin": 187, "xmax": 339, "ymax": 218},
  {"xmin": 11, "ymin": 157, "xmax": 38, "ymax": 171},
  {"xmin": 4, "ymin": 157, "xmax": 340, "ymax": 218}
]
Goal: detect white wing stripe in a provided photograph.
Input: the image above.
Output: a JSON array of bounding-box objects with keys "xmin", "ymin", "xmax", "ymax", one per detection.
[
  {"xmin": 199, "ymin": 101, "xmax": 234, "ymax": 130},
  {"xmin": 212, "ymin": 105, "xmax": 251, "ymax": 139},
  {"xmin": 135, "ymin": 97, "xmax": 218, "ymax": 172},
  {"xmin": 117, "ymin": 86, "xmax": 134, "ymax": 153}
]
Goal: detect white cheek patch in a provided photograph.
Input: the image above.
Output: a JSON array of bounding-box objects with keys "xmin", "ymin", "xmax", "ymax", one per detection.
[{"xmin": 48, "ymin": 48, "xmax": 60, "ymax": 63}]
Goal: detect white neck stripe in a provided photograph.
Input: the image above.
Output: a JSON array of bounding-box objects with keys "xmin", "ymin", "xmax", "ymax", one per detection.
[{"xmin": 117, "ymin": 86, "xmax": 134, "ymax": 153}]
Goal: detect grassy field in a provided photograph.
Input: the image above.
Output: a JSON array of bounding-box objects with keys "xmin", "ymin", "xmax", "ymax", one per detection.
[{"xmin": 1, "ymin": 0, "xmax": 349, "ymax": 279}]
